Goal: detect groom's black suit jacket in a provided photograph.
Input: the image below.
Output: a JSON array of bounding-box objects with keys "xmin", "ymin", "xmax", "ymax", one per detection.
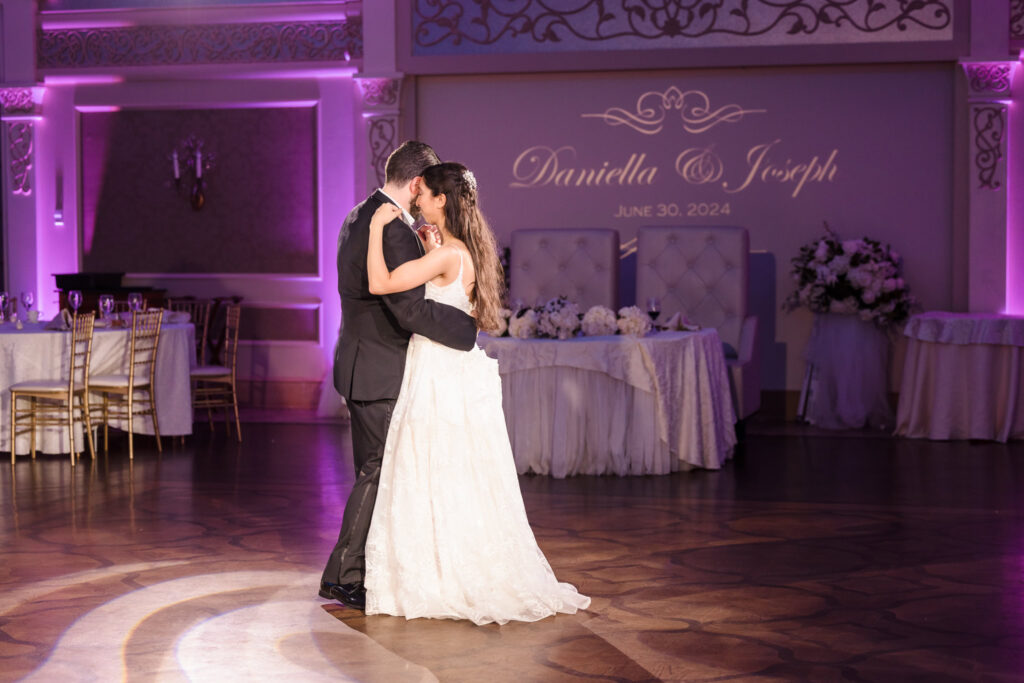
[{"xmin": 334, "ymin": 190, "xmax": 478, "ymax": 401}]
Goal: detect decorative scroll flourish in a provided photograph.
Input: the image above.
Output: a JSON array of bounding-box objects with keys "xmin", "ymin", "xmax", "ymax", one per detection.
[
  {"xmin": 357, "ymin": 78, "xmax": 401, "ymax": 107},
  {"xmin": 38, "ymin": 19, "xmax": 362, "ymax": 69},
  {"xmin": 1012, "ymin": 0, "xmax": 1024, "ymax": 40},
  {"xmin": 413, "ymin": 0, "xmax": 953, "ymax": 49},
  {"xmin": 964, "ymin": 63, "xmax": 1012, "ymax": 95},
  {"xmin": 0, "ymin": 88, "xmax": 34, "ymax": 114},
  {"xmin": 582, "ymin": 87, "xmax": 764, "ymax": 135},
  {"xmin": 973, "ymin": 106, "xmax": 1005, "ymax": 191},
  {"xmin": 368, "ymin": 117, "xmax": 397, "ymax": 186},
  {"xmin": 7, "ymin": 122, "xmax": 34, "ymax": 195}
]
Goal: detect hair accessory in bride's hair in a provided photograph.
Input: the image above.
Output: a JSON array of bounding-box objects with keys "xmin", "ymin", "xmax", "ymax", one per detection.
[{"xmin": 462, "ymin": 169, "xmax": 477, "ymax": 192}]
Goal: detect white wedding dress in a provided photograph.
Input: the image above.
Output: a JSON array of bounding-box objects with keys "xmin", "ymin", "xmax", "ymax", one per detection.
[{"xmin": 365, "ymin": 250, "xmax": 590, "ymax": 625}]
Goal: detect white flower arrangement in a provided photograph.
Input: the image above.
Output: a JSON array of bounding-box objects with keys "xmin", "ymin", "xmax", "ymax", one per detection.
[
  {"xmin": 493, "ymin": 308, "xmax": 511, "ymax": 337},
  {"xmin": 536, "ymin": 296, "xmax": 580, "ymax": 340},
  {"xmin": 616, "ymin": 306, "xmax": 651, "ymax": 337},
  {"xmin": 508, "ymin": 308, "xmax": 538, "ymax": 339},
  {"xmin": 580, "ymin": 305, "xmax": 618, "ymax": 336},
  {"xmin": 784, "ymin": 224, "xmax": 915, "ymax": 328},
  {"xmin": 497, "ymin": 298, "xmax": 661, "ymax": 339}
]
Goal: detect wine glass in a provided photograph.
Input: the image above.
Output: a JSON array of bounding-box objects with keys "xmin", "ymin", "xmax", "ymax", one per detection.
[
  {"xmin": 20, "ymin": 291, "xmax": 33, "ymax": 313},
  {"xmin": 646, "ymin": 297, "xmax": 661, "ymax": 327},
  {"xmin": 69, "ymin": 290, "xmax": 83, "ymax": 312},
  {"xmin": 128, "ymin": 292, "xmax": 144, "ymax": 312},
  {"xmin": 0, "ymin": 291, "xmax": 7, "ymax": 323},
  {"xmin": 98, "ymin": 294, "xmax": 114, "ymax": 321}
]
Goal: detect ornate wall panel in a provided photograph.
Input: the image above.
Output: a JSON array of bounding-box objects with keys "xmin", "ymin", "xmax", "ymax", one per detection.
[
  {"xmin": 1, "ymin": 88, "xmax": 40, "ymax": 197},
  {"xmin": 355, "ymin": 76, "xmax": 402, "ymax": 188},
  {"xmin": 80, "ymin": 107, "xmax": 317, "ymax": 274},
  {"xmin": 38, "ymin": 19, "xmax": 362, "ymax": 70},
  {"xmin": 1013, "ymin": 0, "xmax": 1024, "ymax": 42},
  {"xmin": 411, "ymin": 0, "xmax": 955, "ymax": 56}
]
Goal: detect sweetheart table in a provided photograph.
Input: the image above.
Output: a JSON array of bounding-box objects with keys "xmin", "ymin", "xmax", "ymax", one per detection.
[
  {"xmin": 1, "ymin": 321, "xmax": 195, "ymax": 455},
  {"xmin": 478, "ymin": 329, "xmax": 737, "ymax": 477}
]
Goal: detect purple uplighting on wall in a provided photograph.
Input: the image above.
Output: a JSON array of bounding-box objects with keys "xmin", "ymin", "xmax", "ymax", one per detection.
[
  {"xmin": 1008, "ymin": 98, "xmax": 1022, "ymax": 315},
  {"xmin": 80, "ymin": 107, "xmax": 317, "ymax": 275}
]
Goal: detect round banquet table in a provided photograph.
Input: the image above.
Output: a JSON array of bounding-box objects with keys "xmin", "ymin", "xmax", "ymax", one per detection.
[
  {"xmin": 478, "ymin": 329, "xmax": 737, "ymax": 477},
  {"xmin": 1, "ymin": 321, "xmax": 195, "ymax": 455}
]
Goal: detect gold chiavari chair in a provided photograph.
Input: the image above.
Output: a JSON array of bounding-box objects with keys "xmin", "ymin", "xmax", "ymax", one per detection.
[
  {"xmin": 90, "ymin": 309, "xmax": 164, "ymax": 460},
  {"xmin": 10, "ymin": 312, "xmax": 97, "ymax": 465},
  {"xmin": 191, "ymin": 303, "xmax": 241, "ymax": 441},
  {"xmin": 167, "ymin": 297, "xmax": 213, "ymax": 365}
]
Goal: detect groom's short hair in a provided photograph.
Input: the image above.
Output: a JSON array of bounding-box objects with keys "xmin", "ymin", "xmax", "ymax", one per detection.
[{"xmin": 385, "ymin": 141, "xmax": 441, "ymax": 186}]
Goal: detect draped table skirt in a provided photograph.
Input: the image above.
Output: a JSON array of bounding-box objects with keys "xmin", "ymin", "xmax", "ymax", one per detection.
[
  {"xmin": 895, "ymin": 312, "xmax": 1024, "ymax": 442},
  {"xmin": 478, "ymin": 330, "xmax": 737, "ymax": 477},
  {"xmin": 1, "ymin": 322, "xmax": 195, "ymax": 455}
]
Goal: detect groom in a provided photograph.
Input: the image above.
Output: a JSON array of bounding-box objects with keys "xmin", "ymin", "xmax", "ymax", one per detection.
[{"xmin": 320, "ymin": 141, "xmax": 478, "ymax": 609}]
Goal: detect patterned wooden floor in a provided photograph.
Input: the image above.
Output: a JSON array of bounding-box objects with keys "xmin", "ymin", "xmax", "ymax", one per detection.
[{"xmin": 1, "ymin": 419, "xmax": 1022, "ymax": 681}]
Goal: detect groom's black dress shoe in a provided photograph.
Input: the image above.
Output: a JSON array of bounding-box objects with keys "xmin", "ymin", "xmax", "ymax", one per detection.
[{"xmin": 319, "ymin": 580, "xmax": 366, "ymax": 610}]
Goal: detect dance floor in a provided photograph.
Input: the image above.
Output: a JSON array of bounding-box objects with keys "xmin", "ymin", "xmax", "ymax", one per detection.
[{"xmin": 1, "ymin": 416, "xmax": 1022, "ymax": 681}]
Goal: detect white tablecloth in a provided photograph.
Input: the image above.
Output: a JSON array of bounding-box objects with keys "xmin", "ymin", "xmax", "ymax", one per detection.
[
  {"xmin": 799, "ymin": 313, "xmax": 894, "ymax": 430},
  {"xmin": 478, "ymin": 330, "xmax": 736, "ymax": 477},
  {"xmin": 896, "ymin": 312, "xmax": 1024, "ymax": 442},
  {"xmin": 1, "ymin": 322, "xmax": 195, "ymax": 455}
]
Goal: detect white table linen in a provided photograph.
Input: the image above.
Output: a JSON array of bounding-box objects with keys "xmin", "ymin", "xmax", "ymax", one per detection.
[
  {"xmin": 477, "ymin": 329, "xmax": 737, "ymax": 477},
  {"xmin": 799, "ymin": 313, "xmax": 894, "ymax": 430},
  {"xmin": 2, "ymin": 322, "xmax": 195, "ymax": 455},
  {"xmin": 896, "ymin": 312, "xmax": 1024, "ymax": 442}
]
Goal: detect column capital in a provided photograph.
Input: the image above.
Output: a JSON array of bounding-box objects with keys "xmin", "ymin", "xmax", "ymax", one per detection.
[
  {"xmin": 959, "ymin": 60, "xmax": 1018, "ymax": 100},
  {"xmin": 354, "ymin": 74, "xmax": 403, "ymax": 111},
  {"xmin": 0, "ymin": 87, "xmax": 43, "ymax": 118}
]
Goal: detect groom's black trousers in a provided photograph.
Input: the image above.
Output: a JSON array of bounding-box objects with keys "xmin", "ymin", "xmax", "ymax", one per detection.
[{"xmin": 321, "ymin": 397, "xmax": 395, "ymax": 586}]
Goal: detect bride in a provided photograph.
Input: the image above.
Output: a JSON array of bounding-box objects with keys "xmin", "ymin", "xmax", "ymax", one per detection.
[{"xmin": 363, "ymin": 162, "xmax": 590, "ymax": 625}]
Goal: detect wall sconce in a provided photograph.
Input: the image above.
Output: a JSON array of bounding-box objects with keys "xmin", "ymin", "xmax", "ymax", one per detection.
[{"xmin": 169, "ymin": 135, "xmax": 215, "ymax": 211}]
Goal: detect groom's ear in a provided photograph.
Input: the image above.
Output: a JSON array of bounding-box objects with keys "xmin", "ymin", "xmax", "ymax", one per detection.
[{"xmin": 408, "ymin": 177, "xmax": 422, "ymax": 195}]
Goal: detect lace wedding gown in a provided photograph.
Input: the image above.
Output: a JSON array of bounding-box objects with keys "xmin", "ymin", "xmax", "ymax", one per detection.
[{"xmin": 365, "ymin": 250, "xmax": 590, "ymax": 625}]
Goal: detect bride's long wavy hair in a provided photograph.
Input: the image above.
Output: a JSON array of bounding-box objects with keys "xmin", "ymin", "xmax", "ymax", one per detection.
[{"xmin": 422, "ymin": 162, "xmax": 504, "ymax": 333}]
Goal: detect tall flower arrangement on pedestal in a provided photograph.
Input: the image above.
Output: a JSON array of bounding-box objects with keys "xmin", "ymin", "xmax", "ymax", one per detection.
[{"xmin": 783, "ymin": 224, "xmax": 916, "ymax": 328}]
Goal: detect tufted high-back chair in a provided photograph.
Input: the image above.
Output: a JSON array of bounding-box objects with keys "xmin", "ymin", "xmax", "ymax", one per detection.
[
  {"xmin": 509, "ymin": 228, "xmax": 620, "ymax": 310},
  {"xmin": 636, "ymin": 225, "xmax": 761, "ymax": 419}
]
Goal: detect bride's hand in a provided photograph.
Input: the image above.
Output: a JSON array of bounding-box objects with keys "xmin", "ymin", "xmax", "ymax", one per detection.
[
  {"xmin": 371, "ymin": 204, "xmax": 403, "ymax": 230},
  {"xmin": 416, "ymin": 224, "xmax": 442, "ymax": 252}
]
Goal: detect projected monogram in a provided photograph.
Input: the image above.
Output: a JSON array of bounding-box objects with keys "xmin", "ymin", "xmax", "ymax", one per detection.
[
  {"xmin": 582, "ymin": 87, "xmax": 764, "ymax": 135},
  {"xmin": 510, "ymin": 86, "xmax": 838, "ymax": 200}
]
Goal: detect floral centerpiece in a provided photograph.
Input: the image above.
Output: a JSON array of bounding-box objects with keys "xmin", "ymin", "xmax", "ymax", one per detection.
[
  {"xmin": 783, "ymin": 225, "xmax": 915, "ymax": 327},
  {"xmin": 536, "ymin": 296, "xmax": 580, "ymax": 340},
  {"xmin": 497, "ymin": 298, "xmax": 655, "ymax": 339}
]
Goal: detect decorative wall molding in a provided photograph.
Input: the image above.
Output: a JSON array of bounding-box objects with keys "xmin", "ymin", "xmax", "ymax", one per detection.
[
  {"xmin": 412, "ymin": 0, "xmax": 954, "ymax": 55},
  {"xmin": 367, "ymin": 117, "xmax": 398, "ymax": 186},
  {"xmin": 962, "ymin": 62, "xmax": 1014, "ymax": 96},
  {"xmin": 6, "ymin": 122, "xmax": 34, "ymax": 195},
  {"xmin": 972, "ymin": 105, "xmax": 1005, "ymax": 191},
  {"xmin": 582, "ymin": 86, "xmax": 764, "ymax": 135},
  {"xmin": 1012, "ymin": 0, "xmax": 1024, "ymax": 41},
  {"xmin": 0, "ymin": 88, "xmax": 35, "ymax": 114},
  {"xmin": 37, "ymin": 18, "xmax": 362, "ymax": 69},
  {"xmin": 355, "ymin": 75, "xmax": 403, "ymax": 187},
  {"xmin": 356, "ymin": 78, "xmax": 401, "ymax": 107}
]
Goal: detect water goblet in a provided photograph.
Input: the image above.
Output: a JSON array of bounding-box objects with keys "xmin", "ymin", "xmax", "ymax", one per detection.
[
  {"xmin": 0, "ymin": 291, "xmax": 7, "ymax": 323},
  {"xmin": 98, "ymin": 294, "xmax": 114, "ymax": 321},
  {"xmin": 20, "ymin": 291, "xmax": 33, "ymax": 314},
  {"xmin": 128, "ymin": 292, "xmax": 144, "ymax": 312},
  {"xmin": 69, "ymin": 290, "xmax": 83, "ymax": 312},
  {"xmin": 646, "ymin": 297, "xmax": 661, "ymax": 327}
]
